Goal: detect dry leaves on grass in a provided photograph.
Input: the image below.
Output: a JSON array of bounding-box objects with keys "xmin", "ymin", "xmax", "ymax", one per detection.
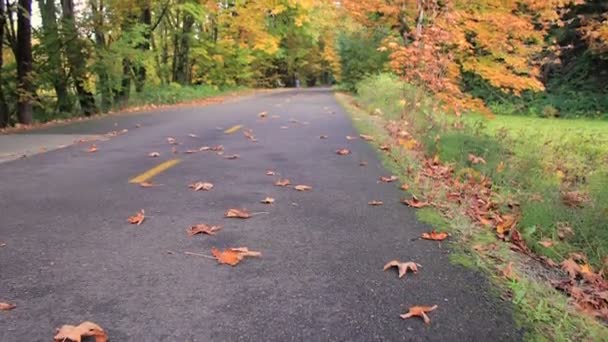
[
  {"xmin": 400, "ymin": 305, "xmax": 438, "ymax": 325},
  {"xmin": 261, "ymin": 197, "xmax": 275, "ymax": 204},
  {"xmin": 189, "ymin": 181, "xmax": 214, "ymax": 191},
  {"xmin": 294, "ymin": 185, "xmax": 312, "ymax": 191},
  {"xmin": 54, "ymin": 321, "xmax": 108, "ymax": 342},
  {"xmin": 187, "ymin": 224, "xmax": 221, "ymax": 237},
  {"xmin": 368, "ymin": 200, "xmax": 383, "ymax": 206},
  {"xmin": 148, "ymin": 152, "xmax": 160, "ymax": 158},
  {"xmin": 275, "ymin": 179, "xmax": 291, "ymax": 187},
  {"xmin": 336, "ymin": 148, "xmax": 351, "ymax": 156},
  {"xmin": 421, "ymin": 230, "xmax": 449, "ymax": 241},
  {"xmin": 379, "ymin": 175, "xmax": 398, "ymax": 183},
  {"xmin": 225, "ymin": 208, "xmax": 251, "ymax": 219},
  {"xmin": 401, "ymin": 196, "xmax": 430, "ymax": 208},
  {"xmin": 211, "ymin": 247, "xmax": 261, "ymax": 266},
  {"xmin": 86, "ymin": 145, "xmax": 98, "ymax": 153},
  {"xmin": 0, "ymin": 302, "xmax": 16, "ymax": 311},
  {"xmin": 468, "ymin": 154, "xmax": 487, "ymax": 165},
  {"xmin": 383, "ymin": 260, "xmax": 420, "ymax": 278},
  {"xmin": 127, "ymin": 210, "xmax": 145, "ymax": 225}
]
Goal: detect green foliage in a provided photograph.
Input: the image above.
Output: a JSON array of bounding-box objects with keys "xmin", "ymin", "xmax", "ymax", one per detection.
[
  {"xmin": 355, "ymin": 74, "xmax": 406, "ymax": 120},
  {"xmin": 337, "ymin": 30, "xmax": 390, "ymax": 91}
]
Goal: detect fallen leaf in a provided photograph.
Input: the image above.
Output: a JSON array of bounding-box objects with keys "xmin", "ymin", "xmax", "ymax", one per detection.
[
  {"xmin": 266, "ymin": 170, "xmax": 277, "ymax": 176},
  {"xmin": 501, "ymin": 262, "xmax": 518, "ymax": 280},
  {"xmin": 421, "ymin": 230, "xmax": 448, "ymax": 241},
  {"xmin": 401, "ymin": 196, "xmax": 430, "ymax": 208},
  {"xmin": 346, "ymin": 135, "xmax": 357, "ymax": 140},
  {"xmin": 380, "ymin": 175, "xmax": 398, "ymax": 183},
  {"xmin": 400, "ymin": 305, "xmax": 438, "ymax": 324},
  {"xmin": 359, "ymin": 161, "xmax": 368, "ymax": 166},
  {"xmin": 539, "ymin": 239, "xmax": 554, "ymax": 248},
  {"xmin": 127, "ymin": 210, "xmax": 145, "ymax": 225},
  {"xmin": 398, "ymin": 138, "xmax": 418, "ymax": 150},
  {"xmin": 139, "ymin": 182, "xmax": 160, "ymax": 188},
  {"xmin": 243, "ymin": 129, "xmax": 257, "ymax": 142},
  {"xmin": 294, "ymin": 185, "xmax": 312, "ymax": 191},
  {"xmin": 54, "ymin": 321, "xmax": 107, "ymax": 342},
  {"xmin": 199, "ymin": 146, "xmax": 210, "ymax": 151},
  {"xmin": 368, "ymin": 200, "xmax": 384, "ymax": 206},
  {"xmin": 319, "ymin": 135, "xmax": 328, "ymax": 139},
  {"xmin": 562, "ymin": 258, "xmax": 581, "ymax": 279},
  {"xmin": 184, "ymin": 150, "xmax": 198, "ymax": 154},
  {"xmin": 280, "ymin": 126, "xmax": 289, "ymax": 129},
  {"xmin": 468, "ymin": 154, "xmax": 487, "ymax": 165},
  {"xmin": 261, "ymin": 197, "xmax": 275, "ymax": 204},
  {"xmin": 380, "ymin": 144, "xmax": 390, "ymax": 151},
  {"xmin": 275, "ymin": 179, "xmax": 291, "ymax": 187},
  {"xmin": 360, "ymin": 134, "xmax": 374, "ymax": 141},
  {"xmin": 189, "ymin": 182, "xmax": 214, "ymax": 191},
  {"xmin": 167, "ymin": 137, "xmax": 178, "ymax": 145},
  {"xmin": 188, "ymin": 133, "xmax": 198, "ymax": 138},
  {"xmin": 336, "ymin": 148, "xmax": 351, "ymax": 156},
  {"xmin": 258, "ymin": 111, "xmax": 268, "ymax": 118},
  {"xmin": 148, "ymin": 152, "xmax": 160, "ymax": 158},
  {"xmin": 211, "ymin": 247, "xmax": 261, "ymax": 266},
  {"xmin": 225, "ymin": 208, "xmax": 251, "ymax": 219},
  {"xmin": 400, "ymin": 184, "xmax": 410, "ymax": 191},
  {"xmin": 187, "ymin": 224, "xmax": 221, "ymax": 237},
  {"xmin": 383, "ymin": 260, "xmax": 420, "ymax": 278},
  {"xmin": 224, "ymin": 154, "xmax": 239, "ymax": 160},
  {"xmin": 562, "ymin": 191, "xmax": 588, "ymax": 208},
  {"xmin": 496, "ymin": 214, "xmax": 517, "ymax": 235},
  {"xmin": 86, "ymin": 144, "xmax": 98, "ymax": 153},
  {"xmin": 0, "ymin": 302, "xmax": 16, "ymax": 311},
  {"xmin": 557, "ymin": 223, "xmax": 575, "ymax": 240}
]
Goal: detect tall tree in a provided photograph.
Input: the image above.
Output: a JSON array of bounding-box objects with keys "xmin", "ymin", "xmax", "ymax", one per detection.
[
  {"xmin": 0, "ymin": 0, "xmax": 9, "ymax": 127},
  {"xmin": 16, "ymin": 0, "xmax": 33, "ymax": 124},
  {"xmin": 61, "ymin": 0, "xmax": 98, "ymax": 115},
  {"xmin": 38, "ymin": 0, "xmax": 72, "ymax": 113}
]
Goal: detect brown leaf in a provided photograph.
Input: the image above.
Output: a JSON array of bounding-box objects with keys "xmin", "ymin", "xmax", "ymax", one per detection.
[
  {"xmin": 401, "ymin": 196, "xmax": 430, "ymax": 208},
  {"xmin": 184, "ymin": 149, "xmax": 198, "ymax": 154},
  {"xmin": 368, "ymin": 200, "xmax": 384, "ymax": 206},
  {"xmin": 359, "ymin": 161, "xmax": 368, "ymax": 166},
  {"xmin": 557, "ymin": 223, "xmax": 574, "ymax": 240},
  {"xmin": 561, "ymin": 258, "xmax": 582, "ymax": 279},
  {"xmin": 400, "ymin": 305, "xmax": 438, "ymax": 324},
  {"xmin": 346, "ymin": 135, "xmax": 358, "ymax": 140},
  {"xmin": 383, "ymin": 260, "xmax": 420, "ymax": 278},
  {"xmin": 127, "ymin": 210, "xmax": 145, "ymax": 225},
  {"xmin": 54, "ymin": 321, "xmax": 108, "ymax": 342},
  {"xmin": 187, "ymin": 224, "xmax": 221, "ymax": 237},
  {"xmin": 496, "ymin": 214, "xmax": 517, "ymax": 235},
  {"xmin": 243, "ymin": 129, "xmax": 258, "ymax": 142},
  {"xmin": 86, "ymin": 144, "xmax": 98, "ymax": 153},
  {"xmin": 336, "ymin": 148, "xmax": 351, "ymax": 156},
  {"xmin": 188, "ymin": 133, "xmax": 198, "ymax": 138},
  {"xmin": 294, "ymin": 185, "xmax": 312, "ymax": 191},
  {"xmin": 211, "ymin": 247, "xmax": 261, "ymax": 266},
  {"xmin": 0, "ymin": 302, "xmax": 16, "ymax": 311},
  {"xmin": 501, "ymin": 262, "xmax": 518, "ymax": 280},
  {"xmin": 139, "ymin": 181, "xmax": 160, "ymax": 188},
  {"xmin": 261, "ymin": 197, "xmax": 275, "ymax": 204},
  {"xmin": 189, "ymin": 181, "xmax": 214, "ymax": 191},
  {"xmin": 562, "ymin": 191, "xmax": 588, "ymax": 208},
  {"xmin": 319, "ymin": 135, "xmax": 328, "ymax": 139},
  {"xmin": 148, "ymin": 152, "xmax": 160, "ymax": 158},
  {"xmin": 380, "ymin": 144, "xmax": 390, "ymax": 151},
  {"xmin": 275, "ymin": 179, "xmax": 291, "ymax": 187},
  {"xmin": 468, "ymin": 154, "xmax": 487, "ymax": 165},
  {"xmin": 359, "ymin": 134, "xmax": 375, "ymax": 141},
  {"xmin": 379, "ymin": 175, "xmax": 398, "ymax": 183},
  {"xmin": 167, "ymin": 137, "xmax": 178, "ymax": 145},
  {"xmin": 421, "ymin": 230, "xmax": 449, "ymax": 241},
  {"xmin": 258, "ymin": 111, "xmax": 268, "ymax": 118},
  {"xmin": 225, "ymin": 208, "xmax": 251, "ymax": 219},
  {"xmin": 400, "ymin": 184, "xmax": 410, "ymax": 191},
  {"xmin": 224, "ymin": 154, "xmax": 240, "ymax": 160},
  {"xmin": 539, "ymin": 239, "xmax": 554, "ymax": 248},
  {"xmin": 266, "ymin": 170, "xmax": 277, "ymax": 176}
]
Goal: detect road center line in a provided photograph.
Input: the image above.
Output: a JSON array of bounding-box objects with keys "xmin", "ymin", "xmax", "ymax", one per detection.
[
  {"xmin": 224, "ymin": 124, "xmax": 243, "ymax": 134},
  {"xmin": 129, "ymin": 159, "xmax": 181, "ymax": 184}
]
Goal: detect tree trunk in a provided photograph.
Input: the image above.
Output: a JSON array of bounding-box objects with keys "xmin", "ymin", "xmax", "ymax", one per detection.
[
  {"xmin": 114, "ymin": 58, "xmax": 131, "ymax": 105},
  {"xmin": 90, "ymin": 0, "xmax": 112, "ymax": 112},
  {"xmin": 61, "ymin": 0, "xmax": 98, "ymax": 116},
  {"xmin": 173, "ymin": 13, "xmax": 194, "ymax": 85},
  {"xmin": 0, "ymin": 0, "xmax": 10, "ymax": 127},
  {"xmin": 134, "ymin": 1, "xmax": 151, "ymax": 92},
  {"xmin": 16, "ymin": 0, "xmax": 33, "ymax": 124},
  {"xmin": 38, "ymin": 0, "xmax": 72, "ymax": 113}
]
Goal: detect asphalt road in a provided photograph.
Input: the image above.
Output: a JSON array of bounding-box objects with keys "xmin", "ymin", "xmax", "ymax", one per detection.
[{"xmin": 0, "ymin": 89, "xmax": 520, "ymax": 341}]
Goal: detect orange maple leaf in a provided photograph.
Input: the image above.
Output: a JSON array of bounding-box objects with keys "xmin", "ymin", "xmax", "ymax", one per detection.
[
  {"xmin": 400, "ymin": 305, "xmax": 438, "ymax": 324},
  {"xmin": 127, "ymin": 210, "xmax": 145, "ymax": 225}
]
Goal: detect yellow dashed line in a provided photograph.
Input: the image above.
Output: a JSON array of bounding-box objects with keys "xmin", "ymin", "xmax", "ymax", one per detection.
[
  {"xmin": 129, "ymin": 159, "xmax": 181, "ymax": 184},
  {"xmin": 224, "ymin": 125, "xmax": 243, "ymax": 134}
]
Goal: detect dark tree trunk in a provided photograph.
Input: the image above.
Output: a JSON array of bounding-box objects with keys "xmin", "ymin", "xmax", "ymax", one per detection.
[
  {"xmin": 134, "ymin": 1, "xmax": 151, "ymax": 92},
  {"xmin": 16, "ymin": 0, "xmax": 33, "ymax": 124},
  {"xmin": 173, "ymin": 13, "xmax": 193, "ymax": 85},
  {"xmin": 0, "ymin": 0, "xmax": 10, "ymax": 127},
  {"xmin": 61, "ymin": 0, "xmax": 98, "ymax": 116},
  {"xmin": 90, "ymin": 0, "xmax": 112, "ymax": 112},
  {"xmin": 114, "ymin": 58, "xmax": 131, "ymax": 105},
  {"xmin": 39, "ymin": 0, "xmax": 72, "ymax": 113}
]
